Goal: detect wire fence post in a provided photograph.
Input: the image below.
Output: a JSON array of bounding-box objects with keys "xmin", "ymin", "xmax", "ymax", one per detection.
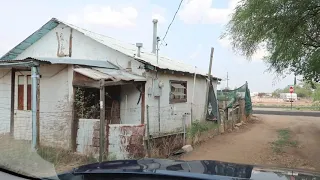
[
  {"xmin": 146, "ymin": 105, "xmax": 151, "ymax": 157},
  {"xmin": 183, "ymin": 113, "xmax": 186, "ymax": 145}
]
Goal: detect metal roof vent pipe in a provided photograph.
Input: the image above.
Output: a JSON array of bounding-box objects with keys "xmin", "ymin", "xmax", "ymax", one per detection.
[
  {"xmin": 136, "ymin": 43, "xmax": 143, "ymax": 57},
  {"xmin": 152, "ymin": 19, "xmax": 158, "ymax": 54}
]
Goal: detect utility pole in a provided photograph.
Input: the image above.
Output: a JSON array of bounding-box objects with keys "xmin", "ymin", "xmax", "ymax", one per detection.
[
  {"xmin": 226, "ymin": 72, "xmax": 230, "ymax": 89},
  {"xmin": 204, "ymin": 48, "xmax": 214, "ymax": 120}
]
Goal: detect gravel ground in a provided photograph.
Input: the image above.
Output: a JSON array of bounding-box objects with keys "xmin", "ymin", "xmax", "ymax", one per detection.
[{"xmin": 181, "ymin": 115, "xmax": 320, "ymax": 171}]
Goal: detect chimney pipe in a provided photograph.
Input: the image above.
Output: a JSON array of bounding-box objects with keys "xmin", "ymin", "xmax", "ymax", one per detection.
[
  {"xmin": 152, "ymin": 19, "xmax": 158, "ymax": 54},
  {"xmin": 136, "ymin": 43, "xmax": 143, "ymax": 57}
]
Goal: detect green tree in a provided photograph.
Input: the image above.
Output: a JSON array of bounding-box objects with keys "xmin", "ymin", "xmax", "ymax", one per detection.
[{"xmin": 224, "ymin": 0, "xmax": 320, "ymax": 83}]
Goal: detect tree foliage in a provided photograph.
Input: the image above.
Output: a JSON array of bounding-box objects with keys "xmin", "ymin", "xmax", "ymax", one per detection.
[{"xmin": 224, "ymin": 0, "xmax": 320, "ymax": 82}]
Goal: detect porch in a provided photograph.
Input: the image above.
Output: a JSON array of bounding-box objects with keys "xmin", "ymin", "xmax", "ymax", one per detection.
[{"xmin": 0, "ymin": 57, "xmax": 147, "ymax": 161}]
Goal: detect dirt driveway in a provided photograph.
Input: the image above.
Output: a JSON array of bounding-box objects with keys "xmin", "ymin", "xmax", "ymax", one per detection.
[{"xmin": 181, "ymin": 115, "xmax": 320, "ymax": 171}]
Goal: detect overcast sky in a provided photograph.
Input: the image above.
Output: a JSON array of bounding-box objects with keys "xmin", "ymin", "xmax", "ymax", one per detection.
[{"xmin": 0, "ymin": 0, "xmax": 295, "ymax": 92}]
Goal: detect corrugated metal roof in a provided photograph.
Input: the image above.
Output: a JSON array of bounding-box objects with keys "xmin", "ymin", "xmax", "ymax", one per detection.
[
  {"xmin": 0, "ymin": 18, "xmax": 220, "ymax": 79},
  {"xmin": 93, "ymin": 68, "xmax": 146, "ymax": 81},
  {"xmin": 74, "ymin": 67, "xmax": 146, "ymax": 81},
  {"xmin": 0, "ymin": 57, "xmax": 118, "ymax": 69},
  {"xmin": 61, "ymin": 21, "xmax": 210, "ymax": 76},
  {"xmin": 74, "ymin": 68, "xmax": 114, "ymax": 80}
]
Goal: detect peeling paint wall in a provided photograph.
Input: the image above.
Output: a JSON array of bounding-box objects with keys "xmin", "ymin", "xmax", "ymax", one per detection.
[
  {"xmin": 16, "ymin": 24, "xmax": 145, "ymax": 76},
  {"xmin": 77, "ymin": 119, "xmax": 100, "ymax": 156},
  {"xmin": 77, "ymin": 120, "xmax": 145, "ymax": 159},
  {"xmin": 120, "ymin": 84, "xmax": 142, "ymax": 124},
  {"xmin": 0, "ymin": 64, "xmax": 73, "ymax": 146},
  {"xmin": 38, "ymin": 64, "xmax": 73, "ymax": 147},
  {"xmin": 145, "ymin": 72, "xmax": 218, "ymax": 135},
  {"xmin": 109, "ymin": 124, "xmax": 145, "ymax": 159},
  {"xmin": 0, "ymin": 69, "xmax": 12, "ymax": 134}
]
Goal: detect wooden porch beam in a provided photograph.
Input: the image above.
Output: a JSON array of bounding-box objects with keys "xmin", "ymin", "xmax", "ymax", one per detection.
[
  {"xmin": 73, "ymin": 81, "xmax": 100, "ymax": 88},
  {"xmin": 102, "ymin": 80, "xmax": 133, "ymax": 87}
]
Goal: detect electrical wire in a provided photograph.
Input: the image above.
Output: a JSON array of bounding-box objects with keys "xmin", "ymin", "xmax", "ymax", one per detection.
[{"xmin": 161, "ymin": 0, "xmax": 184, "ymax": 44}]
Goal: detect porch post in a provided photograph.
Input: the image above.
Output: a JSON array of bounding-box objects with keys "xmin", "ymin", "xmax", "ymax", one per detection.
[
  {"xmin": 31, "ymin": 66, "xmax": 39, "ymax": 150},
  {"xmin": 10, "ymin": 69, "xmax": 15, "ymax": 136},
  {"xmin": 99, "ymin": 79, "xmax": 106, "ymax": 162}
]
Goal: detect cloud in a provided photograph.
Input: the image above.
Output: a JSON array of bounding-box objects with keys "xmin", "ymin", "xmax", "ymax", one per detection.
[
  {"xmin": 219, "ymin": 36, "xmax": 268, "ymax": 61},
  {"xmin": 151, "ymin": 5, "xmax": 166, "ymax": 23},
  {"xmin": 67, "ymin": 5, "xmax": 138, "ymax": 28},
  {"xmin": 179, "ymin": 0, "xmax": 240, "ymax": 24},
  {"xmin": 189, "ymin": 44, "xmax": 203, "ymax": 60},
  {"xmin": 152, "ymin": 13, "xmax": 166, "ymax": 23}
]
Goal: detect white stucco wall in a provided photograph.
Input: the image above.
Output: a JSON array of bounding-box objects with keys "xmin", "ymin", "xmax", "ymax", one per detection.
[
  {"xmin": 38, "ymin": 64, "xmax": 73, "ymax": 147},
  {"xmin": 2, "ymin": 22, "xmax": 219, "ymax": 145},
  {"xmin": 145, "ymin": 72, "xmax": 216, "ymax": 134},
  {"xmin": 120, "ymin": 84, "xmax": 142, "ymax": 124},
  {"xmin": 10, "ymin": 64, "xmax": 73, "ymax": 146},
  {"xmin": 0, "ymin": 69, "xmax": 12, "ymax": 134},
  {"xmin": 17, "ymin": 24, "xmax": 145, "ymax": 76}
]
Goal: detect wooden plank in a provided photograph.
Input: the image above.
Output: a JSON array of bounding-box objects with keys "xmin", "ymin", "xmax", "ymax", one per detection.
[
  {"xmin": 141, "ymin": 83, "xmax": 145, "ymax": 124},
  {"xmin": 10, "ymin": 69, "xmax": 15, "ymax": 136},
  {"xmin": 73, "ymin": 81, "xmax": 100, "ymax": 88},
  {"xmin": 99, "ymin": 79, "xmax": 106, "ymax": 162},
  {"xmin": 70, "ymin": 87, "xmax": 77, "ymax": 152},
  {"xmin": 102, "ymin": 80, "xmax": 133, "ymax": 87}
]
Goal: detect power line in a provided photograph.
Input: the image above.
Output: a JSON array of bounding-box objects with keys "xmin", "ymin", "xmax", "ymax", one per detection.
[{"xmin": 161, "ymin": 0, "xmax": 184, "ymax": 43}]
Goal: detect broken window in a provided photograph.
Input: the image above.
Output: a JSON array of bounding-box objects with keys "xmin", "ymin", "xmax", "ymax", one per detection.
[
  {"xmin": 170, "ymin": 80, "xmax": 187, "ymax": 103},
  {"xmin": 18, "ymin": 75, "xmax": 24, "ymax": 110}
]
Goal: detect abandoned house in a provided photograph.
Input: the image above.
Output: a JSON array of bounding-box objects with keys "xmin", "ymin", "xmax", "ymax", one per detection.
[{"xmin": 0, "ymin": 18, "xmax": 221, "ymax": 158}]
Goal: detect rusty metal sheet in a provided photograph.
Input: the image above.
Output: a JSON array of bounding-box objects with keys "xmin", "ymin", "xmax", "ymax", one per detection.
[
  {"xmin": 74, "ymin": 67, "xmax": 146, "ymax": 82},
  {"xmin": 94, "ymin": 68, "xmax": 146, "ymax": 82},
  {"xmin": 74, "ymin": 68, "xmax": 113, "ymax": 81}
]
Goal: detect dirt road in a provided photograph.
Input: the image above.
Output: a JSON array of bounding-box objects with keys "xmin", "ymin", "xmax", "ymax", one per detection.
[{"xmin": 181, "ymin": 115, "xmax": 320, "ymax": 171}]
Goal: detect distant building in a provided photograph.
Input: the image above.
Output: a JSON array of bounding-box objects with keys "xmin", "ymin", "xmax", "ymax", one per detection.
[{"xmin": 250, "ymin": 92, "xmax": 259, "ymax": 97}]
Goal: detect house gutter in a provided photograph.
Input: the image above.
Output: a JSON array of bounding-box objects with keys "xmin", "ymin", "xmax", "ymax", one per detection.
[{"xmin": 0, "ymin": 61, "xmax": 37, "ymax": 68}]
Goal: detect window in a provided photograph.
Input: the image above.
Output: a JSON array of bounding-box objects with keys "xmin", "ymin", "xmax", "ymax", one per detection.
[
  {"xmin": 17, "ymin": 75, "xmax": 32, "ymax": 110},
  {"xmin": 170, "ymin": 80, "xmax": 187, "ymax": 103},
  {"xmin": 18, "ymin": 76, "xmax": 24, "ymax": 110}
]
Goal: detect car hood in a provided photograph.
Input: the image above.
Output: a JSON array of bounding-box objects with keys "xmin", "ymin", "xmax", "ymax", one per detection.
[{"xmin": 59, "ymin": 158, "xmax": 320, "ymax": 179}]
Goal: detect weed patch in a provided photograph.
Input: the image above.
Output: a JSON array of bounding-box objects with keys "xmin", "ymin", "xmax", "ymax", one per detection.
[
  {"xmin": 187, "ymin": 121, "xmax": 218, "ymax": 139},
  {"xmin": 37, "ymin": 146, "xmax": 97, "ymax": 167},
  {"xmin": 272, "ymin": 129, "xmax": 298, "ymax": 153}
]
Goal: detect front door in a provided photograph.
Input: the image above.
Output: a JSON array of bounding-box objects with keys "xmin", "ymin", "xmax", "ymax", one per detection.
[{"xmin": 14, "ymin": 71, "xmax": 32, "ymax": 140}]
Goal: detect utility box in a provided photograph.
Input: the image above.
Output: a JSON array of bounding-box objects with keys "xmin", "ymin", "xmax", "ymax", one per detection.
[{"xmin": 153, "ymin": 79, "xmax": 162, "ymax": 97}]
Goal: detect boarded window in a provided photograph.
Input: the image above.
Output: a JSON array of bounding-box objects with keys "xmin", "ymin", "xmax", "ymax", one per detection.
[
  {"xmin": 18, "ymin": 75, "xmax": 24, "ymax": 110},
  {"xmin": 170, "ymin": 80, "xmax": 187, "ymax": 103},
  {"xmin": 27, "ymin": 75, "xmax": 31, "ymax": 110}
]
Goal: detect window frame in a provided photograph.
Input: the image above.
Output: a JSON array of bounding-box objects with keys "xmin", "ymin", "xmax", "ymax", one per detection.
[
  {"xmin": 27, "ymin": 75, "xmax": 32, "ymax": 110},
  {"xmin": 169, "ymin": 80, "xmax": 187, "ymax": 104},
  {"xmin": 17, "ymin": 75, "xmax": 24, "ymax": 110}
]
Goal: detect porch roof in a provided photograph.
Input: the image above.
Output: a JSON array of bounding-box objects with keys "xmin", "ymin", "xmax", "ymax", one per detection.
[
  {"xmin": 0, "ymin": 57, "xmax": 117, "ymax": 69},
  {"xmin": 74, "ymin": 67, "xmax": 146, "ymax": 82}
]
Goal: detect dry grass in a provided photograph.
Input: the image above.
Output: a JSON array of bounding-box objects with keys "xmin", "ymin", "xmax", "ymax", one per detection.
[
  {"xmin": 37, "ymin": 146, "xmax": 98, "ymax": 172},
  {"xmin": 149, "ymin": 134, "xmax": 184, "ymax": 158},
  {"xmin": 0, "ymin": 134, "xmax": 99, "ymax": 177}
]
